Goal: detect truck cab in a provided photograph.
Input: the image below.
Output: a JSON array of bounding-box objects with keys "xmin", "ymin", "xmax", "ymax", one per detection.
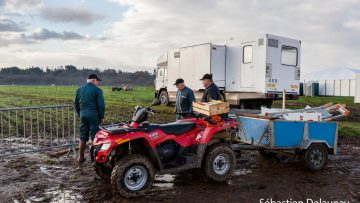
[{"xmin": 155, "ymin": 53, "xmax": 170, "ymax": 105}]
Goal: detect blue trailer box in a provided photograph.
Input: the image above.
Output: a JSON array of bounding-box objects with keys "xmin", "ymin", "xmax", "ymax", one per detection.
[{"xmin": 237, "ymin": 116, "xmax": 338, "ymax": 155}]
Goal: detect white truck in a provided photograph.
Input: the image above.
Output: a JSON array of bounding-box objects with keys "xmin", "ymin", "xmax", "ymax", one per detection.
[{"xmin": 154, "ymin": 34, "xmax": 301, "ymax": 108}]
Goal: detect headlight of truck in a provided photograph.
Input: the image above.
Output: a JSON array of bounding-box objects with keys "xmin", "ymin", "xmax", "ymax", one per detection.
[{"xmin": 100, "ymin": 143, "xmax": 111, "ymax": 151}]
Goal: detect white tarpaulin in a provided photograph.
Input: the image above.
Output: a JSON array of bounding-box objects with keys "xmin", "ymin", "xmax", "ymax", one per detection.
[{"xmin": 302, "ymin": 68, "xmax": 360, "ymax": 80}]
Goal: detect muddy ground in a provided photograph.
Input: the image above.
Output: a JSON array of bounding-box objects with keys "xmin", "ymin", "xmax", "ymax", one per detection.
[{"xmin": 0, "ymin": 136, "xmax": 359, "ymax": 203}]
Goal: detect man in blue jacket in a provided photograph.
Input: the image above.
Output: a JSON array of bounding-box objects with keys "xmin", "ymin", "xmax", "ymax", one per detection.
[
  {"xmin": 75, "ymin": 74, "xmax": 105, "ymax": 163},
  {"xmin": 200, "ymin": 73, "xmax": 221, "ymax": 102},
  {"xmin": 175, "ymin": 78, "xmax": 196, "ymax": 120}
]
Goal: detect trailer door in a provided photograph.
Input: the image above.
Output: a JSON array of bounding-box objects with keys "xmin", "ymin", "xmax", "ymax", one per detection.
[{"xmin": 241, "ymin": 42, "xmax": 255, "ymax": 88}]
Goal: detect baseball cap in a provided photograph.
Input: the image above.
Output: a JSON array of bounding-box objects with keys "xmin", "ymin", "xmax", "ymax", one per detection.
[{"xmin": 88, "ymin": 73, "xmax": 102, "ymax": 81}]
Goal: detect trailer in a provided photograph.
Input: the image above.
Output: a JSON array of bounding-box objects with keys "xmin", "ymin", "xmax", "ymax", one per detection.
[
  {"xmin": 154, "ymin": 34, "xmax": 301, "ymax": 108},
  {"xmin": 232, "ymin": 115, "xmax": 338, "ymax": 171}
]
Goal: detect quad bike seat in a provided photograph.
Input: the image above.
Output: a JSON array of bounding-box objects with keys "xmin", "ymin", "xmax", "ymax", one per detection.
[{"xmin": 146, "ymin": 122, "xmax": 196, "ymax": 136}]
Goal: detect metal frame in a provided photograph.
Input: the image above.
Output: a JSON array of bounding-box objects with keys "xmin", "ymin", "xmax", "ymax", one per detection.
[
  {"xmin": 0, "ymin": 105, "xmax": 77, "ymax": 158},
  {"xmin": 235, "ymin": 117, "xmax": 337, "ymax": 154}
]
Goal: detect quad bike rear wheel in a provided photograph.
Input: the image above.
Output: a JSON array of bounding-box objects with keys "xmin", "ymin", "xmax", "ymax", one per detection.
[
  {"xmin": 111, "ymin": 154, "xmax": 154, "ymax": 198},
  {"xmin": 203, "ymin": 144, "xmax": 236, "ymax": 182}
]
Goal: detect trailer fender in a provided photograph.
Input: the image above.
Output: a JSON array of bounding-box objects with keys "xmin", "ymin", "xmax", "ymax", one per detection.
[{"xmin": 299, "ymin": 139, "xmax": 333, "ymax": 153}]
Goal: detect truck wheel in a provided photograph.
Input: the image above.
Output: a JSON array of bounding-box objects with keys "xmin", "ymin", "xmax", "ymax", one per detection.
[
  {"xmin": 111, "ymin": 154, "xmax": 154, "ymax": 198},
  {"xmin": 159, "ymin": 91, "xmax": 169, "ymax": 106},
  {"xmin": 302, "ymin": 144, "xmax": 328, "ymax": 171},
  {"xmin": 94, "ymin": 164, "xmax": 111, "ymax": 180},
  {"xmin": 203, "ymin": 144, "xmax": 236, "ymax": 182}
]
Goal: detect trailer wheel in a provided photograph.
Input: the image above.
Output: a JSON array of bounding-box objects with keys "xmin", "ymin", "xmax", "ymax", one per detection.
[
  {"xmin": 159, "ymin": 91, "xmax": 169, "ymax": 106},
  {"xmin": 203, "ymin": 144, "xmax": 236, "ymax": 182},
  {"xmin": 302, "ymin": 144, "xmax": 328, "ymax": 171},
  {"xmin": 111, "ymin": 154, "xmax": 154, "ymax": 198}
]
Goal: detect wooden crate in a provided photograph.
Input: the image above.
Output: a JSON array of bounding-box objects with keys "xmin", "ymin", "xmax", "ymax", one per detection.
[{"xmin": 192, "ymin": 100, "xmax": 230, "ymax": 116}]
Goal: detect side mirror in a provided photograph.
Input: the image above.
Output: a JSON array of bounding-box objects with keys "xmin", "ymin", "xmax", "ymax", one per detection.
[{"xmin": 151, "ymin": 99, "xmax": 161, "ymax": 106}]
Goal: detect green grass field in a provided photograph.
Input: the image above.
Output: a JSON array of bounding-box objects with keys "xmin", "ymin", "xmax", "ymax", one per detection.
[
  {"xmin": 0, "ymin": 85, "xmax": 359, "ymax": 137},
  {"xmin": 0, "ymin": 85, "xmax": 175, "ymax": 124}
]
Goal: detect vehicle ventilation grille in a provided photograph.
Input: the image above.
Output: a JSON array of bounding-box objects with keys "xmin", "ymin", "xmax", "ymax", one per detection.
[{"xmin": 268, "ymin": 39, "xmax": 278, "ymax": 48}]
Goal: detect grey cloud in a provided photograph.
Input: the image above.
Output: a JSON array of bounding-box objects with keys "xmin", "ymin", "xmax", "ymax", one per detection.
[
  {"xmin": 41, "ymin": 6, "xmax": 104, "ymax": 25},
  {"xmin": 108, "ymin": 0, "xmax": 360, "ymax": 71},
  {"xmin": 23, "ymin": 28, "xmax": 85, "ymax": 40},
  {"xmin": 0, "ymin": 19, "xmax": 26, "ymax": 32},
  {"xmin": 0, "ymin": 35, "xmax": 33, "ymax": 47},
  {"xmin": 2, "ymin": 0, "xmax": 42, "ymax": 9}
]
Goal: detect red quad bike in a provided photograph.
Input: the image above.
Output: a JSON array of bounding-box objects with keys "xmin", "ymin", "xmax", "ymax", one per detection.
[{"xmin": 91, "ymin": 104, "xmax": 238, "ymax": 198}]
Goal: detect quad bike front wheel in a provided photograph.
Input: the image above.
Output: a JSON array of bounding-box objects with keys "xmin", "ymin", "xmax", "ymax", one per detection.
[
  {"xmin": 111, "ymin": 154, "xmax": 154, "ymax": 198},
  {"xmin": 203, "ymin": 144, "xmax": 236, "ymax": 182}
]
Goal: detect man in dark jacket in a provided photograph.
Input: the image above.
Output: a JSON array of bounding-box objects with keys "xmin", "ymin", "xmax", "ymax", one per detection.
[
  {"xmin": 74, "ymin": 74, "xmax": 105, "ymax": 163},
  {"xmin": 200, "ymin": 73, "xmax": 221, "ymax": 102},
  {"xmin": 174, "ymin": 78, "xmax": 195, "ymax": 119}
]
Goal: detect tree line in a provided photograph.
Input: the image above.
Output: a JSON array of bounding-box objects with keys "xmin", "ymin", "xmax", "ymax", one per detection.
[{"xmin": 0, "ymin": 66, "xmax": 155, "ymax": 86}]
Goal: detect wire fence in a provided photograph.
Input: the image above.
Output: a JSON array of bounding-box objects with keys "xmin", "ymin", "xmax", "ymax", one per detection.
[{"xmin": 0, "ymin": 105, "xmax": 77, "ymax": 157}]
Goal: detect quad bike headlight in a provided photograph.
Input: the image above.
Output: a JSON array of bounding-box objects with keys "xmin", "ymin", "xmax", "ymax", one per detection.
[{"xmin": 100, "ymin": 143, "xmax": 111, "ymax": 151}]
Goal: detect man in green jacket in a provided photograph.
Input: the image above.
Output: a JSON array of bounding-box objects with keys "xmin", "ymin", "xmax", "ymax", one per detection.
[{"xmin": 74, "ymin": 74, "xmax": 105, "ymax": 163}]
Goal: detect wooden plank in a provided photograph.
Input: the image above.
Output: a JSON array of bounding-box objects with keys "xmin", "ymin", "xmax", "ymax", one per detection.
[
  {"xmin": 193, "ymin": 102, "xmax": 211, "ymax": 111},
  {"xmin": 193, "ymin": 100, "xmax": 230, "ymax": 116},
  {"xmin": 193, "ymin": 107, "xmax": 211, "ymax": 116}
]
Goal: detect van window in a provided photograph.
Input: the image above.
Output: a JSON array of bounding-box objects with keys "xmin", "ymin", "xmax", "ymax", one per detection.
[
  {"xmin": 243, "ymin": 45, "xmax": 253, "ymax": 64},
  {"xmin": 158, "ymin": 69, "xmax": 163, "ymax": 77},
  {"xmin": 281, "ymin": 46, "xmax": 298, "ymax": 66}
]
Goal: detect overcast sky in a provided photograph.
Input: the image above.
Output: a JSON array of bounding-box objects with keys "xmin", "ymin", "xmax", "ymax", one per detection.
[{"xmin": 0, "ymin": 0, "xmax": 359, "ymax": 73}]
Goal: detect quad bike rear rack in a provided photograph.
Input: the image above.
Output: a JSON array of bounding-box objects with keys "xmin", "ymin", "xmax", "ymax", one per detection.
[{"xmin": 100, "ymin": 122, "xmax": 145, "ymax": 134}]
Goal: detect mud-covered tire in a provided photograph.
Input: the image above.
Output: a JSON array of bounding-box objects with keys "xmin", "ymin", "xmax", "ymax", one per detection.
[
  {"xmin": 302, "ymin": 144, "xmax": 328, "ymax": 171},
  {"xmin": 94, "ymin": 164, "xmax": 111, "ymax": 181},
  {"xmin": 203, "ymin": 144, "xmax": 236, "ymax": 182},
  {"xmin": 159, "ymin": 91, "xmax": 169, "ymax": 106},
  {"xmin": 111, "ymin": 154, "xmax": 154, "ymax": 198}
]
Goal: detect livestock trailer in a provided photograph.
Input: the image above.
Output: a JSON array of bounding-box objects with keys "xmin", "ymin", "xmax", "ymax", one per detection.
[{"xmin": 155, "ymin": 34, "xmax": 301, "ymax": 108}]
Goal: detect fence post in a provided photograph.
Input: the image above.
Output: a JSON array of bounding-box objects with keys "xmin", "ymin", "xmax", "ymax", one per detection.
[
  {"xmin": 325, "ymin": 80, "xmax": 327, "ymax": 96},
  {"xmin": 349, "ymin": 79, "xmax": 351, "ymax": 96},
  {"xmin": 340, "ymin": 80, "xmax": 342, "ymax": 96},
  {"xmin": 73, "ymin": 108, "xmax": 77, "ymax": 157}
]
